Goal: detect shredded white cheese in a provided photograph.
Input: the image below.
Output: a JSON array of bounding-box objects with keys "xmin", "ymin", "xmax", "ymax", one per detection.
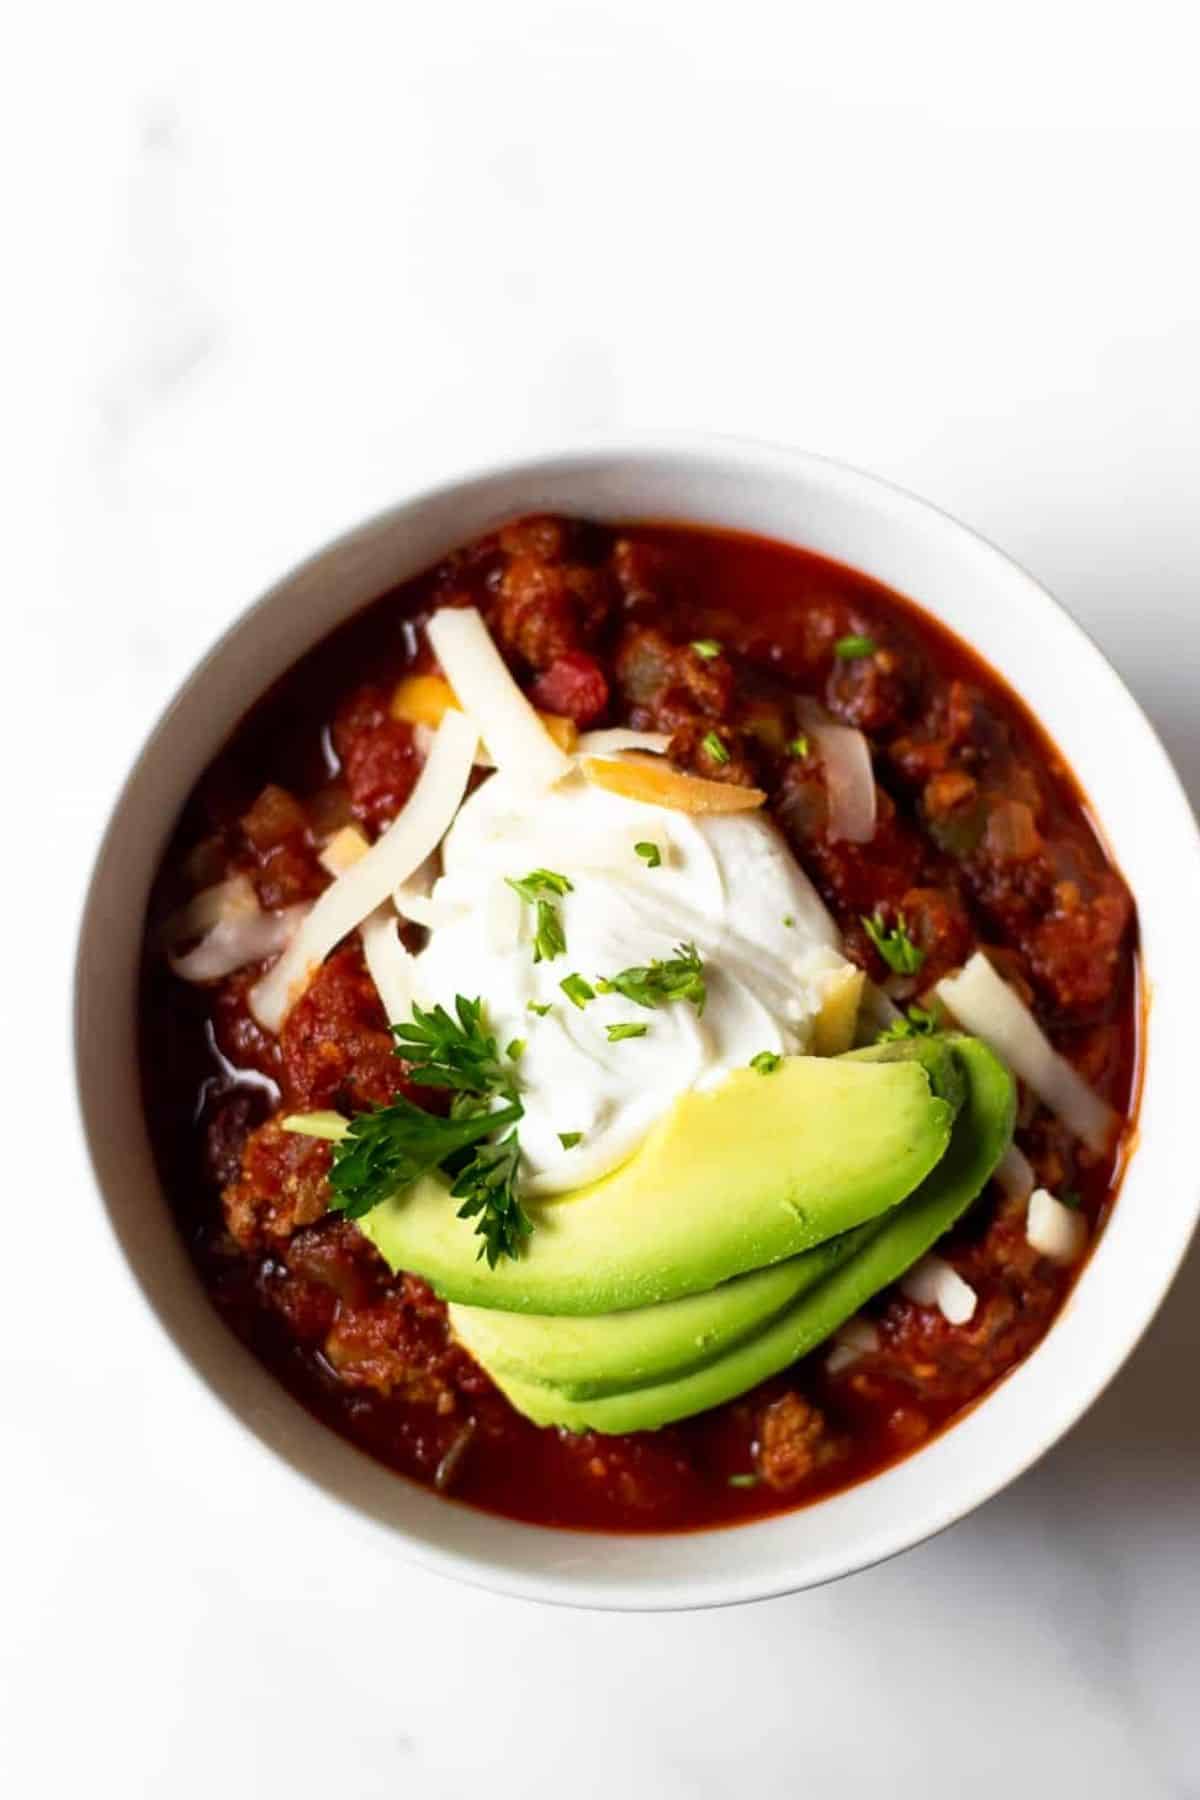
[
  {"xmin": 170, "ymin": 901, "xmax": 309, "ymax": 983},
  {"xmin": 360, "ymin": 907, "xmax": 416, "ymax": 1025},
  {"xmin": 574, "ymin": 728, "xmax": 672, "ymax": 758},
  {"xmin": 825, "ymin": 1315, "xmax": 880, "ymax": 1374},
  {"xmin": 901, "ymin": 1254, "xmax": 978, "ymax": 1325},
  {"xmin": 426, "ymin": 606, "xmax": 572, "ymax": 790},
  {"xmin": 995, "ymin": 1141, "xmax": 1036, "ymax": 1202},
  {"xmin": 249, "ymin": 708, "xmax": 479, "ymax": 1032},
  {"xmin": 1026, "ymin": 1187, "xmax": 1089, "ymax": 1265},
  {"xmin": 937, "ymin": 952, "xmax": 1116, "ymax": 1153}
]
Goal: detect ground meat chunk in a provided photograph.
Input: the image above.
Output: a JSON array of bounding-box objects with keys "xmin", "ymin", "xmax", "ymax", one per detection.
[
  {"xmin": 205, "ymin": 1090, "xmax": 262, "ymax": 1189},
  {"xmin": 223, "ymin": 1117, "xmax": 331, "ymax": 1249},
  {"xmin": 279, "ymin": 944, "xmax": 411, "ymax": 1111},
  {"xmin": 530, "ymin": 650, "xmax": 609, "ymax": 726},
  {"xmin": 261, "ymin": 1261, "xmax": 338, "ymax": 1342},
  {"xmin": 1025, "ymin": 874, "xmax": 1132, "ymax": 1018},
  {"xmin": 323, "ymin": 1274, "xmax": 466, "ymax": 1404},
  {"xmin": 332, "ymin": 685, "xmax": 419, "ymax": 834},
  {"xmin": 238, "ymin": 784, "xmax": 326, "ymax": 908},
  {"xmin": 755, "ymin": 1392, "xmax": 843, "ymax": 1492},
  {"xmin": 825, "ymin": 642, "xmax": 916, "ymax": 735},
  {"xmin": 888, "ymin": 680, "xmax": 979, "ymax": 787},
  {"xmin": 614, "ymin": 625, "xmax": 734, "ymax": 730},
  {"xmin": 668, "ymin": 718, "xmax": 760, "ymax": 786},
  {"xmin": 490, "ymin": 524, "xmax": 615, "ymax": 671},
  {"xmin": 284, "ymin": 1217, "xmax": 387, "ymax": 1309}
]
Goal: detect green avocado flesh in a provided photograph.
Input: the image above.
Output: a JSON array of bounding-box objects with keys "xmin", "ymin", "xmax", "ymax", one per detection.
[
  {"xmin": 485, "ymin": 1038, "xmax": 1015, "ymax": 1434},
  {"xmin": 359, "ymin": 1049, "xmax": 958, "ymax": 1314},
  {"xmin": 448, "ymin": 1222, "xmax": 880, "ymax": 1400}
]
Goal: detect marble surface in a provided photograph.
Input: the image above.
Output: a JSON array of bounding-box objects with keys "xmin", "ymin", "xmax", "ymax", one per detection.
[{"xmin": 5, "ymin": 3, "xmax": 1199, "ymax": 1794}]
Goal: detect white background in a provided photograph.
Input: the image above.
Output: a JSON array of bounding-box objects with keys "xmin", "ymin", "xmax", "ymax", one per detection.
[{"xmin": 4, "ymin": 3, "xmax": 1199, "ymax": 1795}]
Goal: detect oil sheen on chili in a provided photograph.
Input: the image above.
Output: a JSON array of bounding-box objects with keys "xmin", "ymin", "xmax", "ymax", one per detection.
[{"xmin": 140, "ymin": 515, "xmax": 1140, "ymax": 1533}]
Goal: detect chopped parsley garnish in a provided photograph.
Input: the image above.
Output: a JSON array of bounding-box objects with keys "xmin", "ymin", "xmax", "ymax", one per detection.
[
  {"xmin": 782, "ymin": 914, "xmax": 795, "ymax": 929},
  {"xmin": 290, "ymin": 994, "xmax": 533, "ymax": 1264},
  {"xmin": 691, "ymin": 638, "xmax": 722, "ymax": 660},
  {"xmin": 788, "ymin": 734, "xmax": 810, "ymax": 758},
  {"xmin": 876, "ymin": 1002, "xmax": 941, "ymax": 1043},
  {"xmin": 635, "ymin": 840, "xmax": 662, "ymax": 869},
  {"xmin": 861, "ymin": 911, "xmax": 926, "ymax": 976},
  {"xmin": 526, "ymin": 1000, "xmax": 552, "ymax": 1017},
  {"xmin": 606, "ymin": 1021, "xmax": 648, "ymax": 1042},
  {"xmin": 702, "ymin": 729, "xmax": 731, "ymax": 766},
  {"xmin": 1061, "ymin": 1187, "xmax": 1082, "ymax": 1211},
  {"xmin": 450, "ymin": 1130, "xmax": 531, "ymax": 1267},
  {"xmin": 597, "ymin": 942, "xmax": 706, "ymax": 1015},
  {"xmin": 835, "ymin": 634, "xmax": 876, "ymax": 660},
  {"xmin": 506, "ymin": 1037, "xmax": 526, "ymax": 1062},
  {"xmin": 750, "ymin": 1050, "xmax": 782, "ymax": 1074},
  {"xmin": 506, "ymin": 868, "xmax": 573, "ymax": 963},
  {"xmin": 728, "ymin": 1472, "xmax": 759, "ymax": 1489},
  {"xmin": 558, "ymin": 1131, "xmax": 583, "ymax": 1150},
  {"xmin": 560, "ymin": 972, "xmax": 596, "ymax": 1009}
]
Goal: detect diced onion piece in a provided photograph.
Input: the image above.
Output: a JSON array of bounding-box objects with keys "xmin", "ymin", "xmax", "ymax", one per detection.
[
  {"xmin": 361, "ymin": 907, "xmax": 416, "ymax": 1025},
  {"xmin": 157, "ymin": 873, "xmax": 258, "ymax": 950},
  {"xmin": 811, "ymin": 965, "xmax": 865, "ymax": 1056},
  {"xmin": 170, "ymin": 902, "xmax": 309, "ymax": 983},
  {"xmin": 797, "ymin": 700, "xmax": 876, "ymax": 844},
  {"xmin": 937, "ymin": 952, "xmax": 1116, "ymax": 1153},
  {"xmin": 395, "ymin": 671, "xmax": 576, "ymax": 762},
  {"xmin": 249, "ymin": 709, "xmax": 479, "ymax": 1032},
  {"xmin": 426, "ymin": 606, "xmax": 572, "ymax": 789},
  {"xmin": 1026, "ymin": 1187, "xmax": 1089, "ymax": 1265},
  {"xmin": 319, "ymin": 824, "xmax": 370, "ymax": 876},
  {"xmin": 826, "ymin": 1314, "xmax": 880, "ymax": 1373},
  {"xmin": 391, "ymin": 673, "xmax": 459, "ymax": 727},
  {"xmin": 995, "ymin": 1142, "xmax": 1035, "ymax": 1202},
  {"xmin": 985, "ymin": 799, "xmax": 1039, "ymax": 861},
  {"xmin": 575, "ymin": 728, "xmax": 672, "ymax": 758},
  {"xmin": 582, "ymin": 754, "xmax": 766, "ymax": 815},
  {"xmin": 901, "ymin": 1254, "xmax": 978, "ymax": 1325}
]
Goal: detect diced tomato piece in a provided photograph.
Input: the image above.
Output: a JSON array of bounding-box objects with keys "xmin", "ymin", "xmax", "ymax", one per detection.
[{"xmin": 530, "ymin": 651, "xmax": 609, "ymax": 727}]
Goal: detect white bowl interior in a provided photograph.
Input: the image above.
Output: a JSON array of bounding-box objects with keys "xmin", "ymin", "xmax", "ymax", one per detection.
[{"xmin": 75, "ymin": 440, "xmax": 1200, "ymax": 1609}]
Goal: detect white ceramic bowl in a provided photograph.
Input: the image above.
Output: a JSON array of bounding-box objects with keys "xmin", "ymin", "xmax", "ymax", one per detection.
[{"xmin": 75, "ymin": 438, "xmax": 1200, "ymax": 1610}]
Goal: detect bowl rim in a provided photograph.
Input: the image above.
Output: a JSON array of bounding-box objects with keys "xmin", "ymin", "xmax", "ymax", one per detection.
[{"xmin": 73, "ymin": 431, "xmax": 1200, "ymax": 1610}]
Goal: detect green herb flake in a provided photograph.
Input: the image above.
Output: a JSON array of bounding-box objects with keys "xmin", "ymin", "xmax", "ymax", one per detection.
[
  {"xmin": 702, "ymin": 729, "xmax": 731, "ymax": 766},
  {"xmin": 557, "ymin": 1131, "xmax": 583, "ymax": 1150},
  {"xmin": 635, "ymin": 841, "xmax": 663, "ymax": 869},
  {"xmin": 1061, "ymin": 1188, "xmax": 1083, "ymax": 1211},
  {"xmin": 596, "ymin": 942, "xmax": 706, "ymax": 1016},
  {"xmin": 834, "ymin": 634, "xmax": 877, "ymax": 660},
  {"xmin": 861, "ymin": 911, "xmax": 926, "ymax": 976},
  {"xmin": 505, "ymin": 868, "xmax": 574, "ymax": 964},
  {"xmin": 749, "ymin": 1051, "xmax": 782, "ymax": 1075},
  {"xmin": 526, "ymin": 1001, "xmax": 552, "ymax": 1017},
  {"xmin": 782, "ymin": 914, "xmax": 795, "ymax": 929},
  {"xmin": 691, "ymin": 638, "xmax": 723, "ymax": 660},
  {"xmin": 560, "ymin": 972, "xmax": 596, "ymax": 1009},
  {"xmin": 876, "ymin": 1001, "xmax": 941, "ymax": 1043},
  {"xmin": 606, "ymin": 1022, "xmax": 649, "ymax": 1042},
  {"xmin": 728, "ymin": 1473, "xmax": 759, "ymax": 1489},
  {"xmin": 788, "ymin": 734, "xmax": 810, "ymax": 758},
  {"xmin": 506, "ymin": 1038, "xmax": 526, "ymax": 1062}
]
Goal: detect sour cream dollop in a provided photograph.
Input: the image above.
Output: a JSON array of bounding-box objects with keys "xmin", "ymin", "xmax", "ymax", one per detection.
[{"xmin": 411, "ymin": 769, "xmax": 852, "ymax": 1197}]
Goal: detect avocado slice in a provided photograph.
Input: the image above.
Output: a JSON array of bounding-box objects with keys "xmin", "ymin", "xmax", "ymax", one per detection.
[
  {"xmin": 448, "ymin": 1221, "xmax": 881, "ymax": 1399},
  {"xmin": 360, "ymin": 1050, "xmax": 958, "ymax": 1315},
  {"xmin": 487, "ymin": 1037, "xmax": 1015, "ymax": 1432}
]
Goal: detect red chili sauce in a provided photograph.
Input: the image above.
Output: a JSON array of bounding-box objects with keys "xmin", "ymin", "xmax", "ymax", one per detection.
[{"xmin": 140, "ymin": 516, "xmax": 1140, "ymax": 1532}]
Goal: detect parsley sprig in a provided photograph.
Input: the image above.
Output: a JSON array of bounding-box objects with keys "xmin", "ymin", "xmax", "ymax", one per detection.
[
  {"xmin": 324, "ymin": 1093, "xmax": 524, "ymax": 1223},
  {"xmin": 597, "ymin": 942, "xmax": 707, "ymax": 1015},
  {"xmin": 506, "ymin": 868, "xmax": 573, "ymax": 963},
  {"xmin": 392, "ymin": 997, "xmax": 517, "ymax": 1100},
  {"xmin": 449, "ymin": 1130, "xmax": 530, "ymax": 1266},
  {"xmin": 862, "ymin": 911, "xmax": 926, "ymax": 976},
  {"xmin": 288, "ymin": 994, "xmax": 534, "ymax": 1265}
]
